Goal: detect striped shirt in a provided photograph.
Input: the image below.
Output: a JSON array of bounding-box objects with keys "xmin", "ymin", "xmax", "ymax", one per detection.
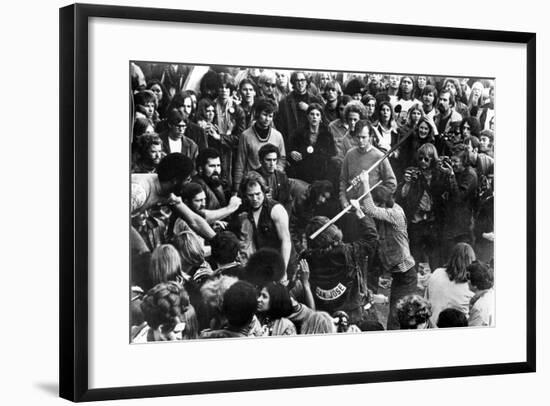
[{"xmin": 363, "ymin": 192, "xmax": 415, "ymax": 273}]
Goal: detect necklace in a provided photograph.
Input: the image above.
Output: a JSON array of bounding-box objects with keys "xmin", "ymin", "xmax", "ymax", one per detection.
[{"xmin": 253, "ymin": 124, "xmax": 271, "ymax": 142}]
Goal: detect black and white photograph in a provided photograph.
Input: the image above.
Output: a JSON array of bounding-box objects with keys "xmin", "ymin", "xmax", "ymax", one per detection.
[
  {"xmin": 129, "ymin": 63, "xmax": 496, "ymax": 342},
  {"xmin": 2, "ymin": 0, "xmax": 546, "ymax": 404}
]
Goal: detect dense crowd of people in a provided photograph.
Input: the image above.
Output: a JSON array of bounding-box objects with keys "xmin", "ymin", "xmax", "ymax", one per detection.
[{"xmin": 130, "ymin": 63, "xmax": 495, "ymax": 342}]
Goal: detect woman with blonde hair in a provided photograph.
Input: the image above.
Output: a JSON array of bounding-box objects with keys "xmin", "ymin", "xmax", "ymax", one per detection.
[
  {"xmin": 425, "ymin": 242, "xmax": 476, "ymax": 327},
  {"xmin": 170, "ymin": 230, "xmax": 213, "ymax": 284},
  {"xmin": 275, "ymin": 70, "xmax": 292, "ymax": 102},
  {"xmin": 170, "ymin": 230, "xmax": 214, "ymax": 317},
  {"xmin": 131, "ymin": 244, "xmax": 183, "ymax": 327},
  {"xmin": 199, "ymin": 274, "xmax": 239, "ymax": 330},
  {"xmin": 147, "ymin": 244, "xmax": 183, "ymax": 290},
  {"xmin": 301, "ymin": 311, "xmax": 336, "ymax": 335},
  {"xmin": 467, "ymin": 81, "xmax": 485, "ymax": 117}
]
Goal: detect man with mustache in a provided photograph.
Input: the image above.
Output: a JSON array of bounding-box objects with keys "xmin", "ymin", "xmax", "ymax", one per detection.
[{"xmin": 434, "ymin": 89, "xmax": 462, "ymax": 136}]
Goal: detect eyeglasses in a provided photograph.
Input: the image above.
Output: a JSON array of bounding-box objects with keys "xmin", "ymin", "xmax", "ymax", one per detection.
[
  {"xmin": 296, "ymin": 78, "xmax": 307, "ymax": 83},
  {"xmin": 419, "ymin": 156, "xmax": 431, "ymax": 162},
  {"xmin": 264, "ymin": 83, "xmax": 277, "ymax": 88}
]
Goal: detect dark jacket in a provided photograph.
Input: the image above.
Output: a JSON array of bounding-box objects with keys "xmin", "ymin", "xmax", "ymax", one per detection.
[
  {"xmin": 287, "ymin": 124, "xmax": 336, "ymax": 183},
  {"xmin": 159, "ymin": 130, "xmax": 198, "ymax": 160},
  {"xmin": 258, "ymin": 167, "xmax": 291, "ymax": 213},
  {"xmin": 275, "ymin": 91, "xmax": 324, "ymax": 148},
  {"xmin": 191, "ymin": 175, "xmax": 227, "ymax": 210},
  {"xmin": 302, "ymin": 216, "xmax": 378, "ymax": 314},
  {"xmin": 396, "ymin": 168, "xmax": 443, "ymax": 223},
  {"xmin": 246, "ymin": 198, "xmax": 281, "ymax": 252},
  {"xmin": 398, "ymin": 129, "xmax": 436, "ymax": 170},
  {"xmin": 431, "ymin": 166, "xmax": 478, "ymax": 239}
]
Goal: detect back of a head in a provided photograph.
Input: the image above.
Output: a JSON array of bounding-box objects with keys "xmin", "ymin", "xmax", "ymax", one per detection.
[
  {"xmin": 371, "ymin": 184, "xmax": 395, "ymax": 208},
  {"xmin": 200, "ymin": 275, "xmax": 239, "ymax": 312},
  {"xmin": 357, "ymin": 320, "xmax": 385, "ymax": 332},
  {"xmin": 343, "ymin": 77, "xmax": 365, "ymax": 97},
  {"xmin": 148, "ymin": 244, "xmax": 182, "ymax": 287},
  {"xmin": 157, "ymin": 153, "xmax": 194, "ymax": 183},
  {"xmin": 437, "ymin": 308, "xmax": 468, "ymax": 328},
  {"xmin": 243, "ymin": 248, "xmax": 286, "ymax": 287},
  {"xmin": 396, "ymin": 294, "xmax": 432, "ymax": 329},
  {"xmin": 170, "ymin": 230, "xmax": 205, "ymax": 269},
  {"xmin": 210, "ymin": 231, "xmax": 240, "ymax": 265},
  {"xmin": 222, "ymin": 280, "xmax": 258, "ymax": 328},
  {"xmin": 301, "ymin": 311, "xmax": 336, "ymax": 335},
  {"xmin": 140, "ymin": 281, "xmax": 190, "ymax": 333},
  {"xmin": 447, "ymin": 242, "xmax": 476, "ymax": 283},
  {"xmin": 467, "ymin": 261, "xmax": 494, "ymax": 290}
]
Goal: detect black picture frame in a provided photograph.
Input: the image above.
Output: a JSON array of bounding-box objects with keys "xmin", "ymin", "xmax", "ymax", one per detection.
[{"xmin": 59, "ymin": 3, "xmax": 536, "ymax": 402}]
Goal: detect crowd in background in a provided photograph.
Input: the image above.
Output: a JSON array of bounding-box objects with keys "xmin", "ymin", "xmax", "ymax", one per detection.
[{"xmin": 129, "ymin": 62, "xmax": 495, "ymax": 342}]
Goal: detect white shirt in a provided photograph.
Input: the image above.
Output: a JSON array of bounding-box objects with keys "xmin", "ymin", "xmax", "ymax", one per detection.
[
  {"xmin": 168, "ymin": 137, "xmax": 182, "ymax": 153},
  {"xmin": 469, "ymin": 289, "xmax": 495, "ymax": 327},
  {"xmin": 426, "ymin": 267, "xmax": 474, "ymax": 327}
]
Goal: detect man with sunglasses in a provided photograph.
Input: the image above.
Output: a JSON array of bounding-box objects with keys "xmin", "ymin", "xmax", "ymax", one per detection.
[
  {"xmin": 158, "ymin": 109, "xmax": 198, "ymax": 161},
  {"xmin": 397, "ymin": 143, "xmax": 442, "ymax": 273},
  {"xmin": 257, "ymin": 70, "xmax": 279, "ymax": 103}
]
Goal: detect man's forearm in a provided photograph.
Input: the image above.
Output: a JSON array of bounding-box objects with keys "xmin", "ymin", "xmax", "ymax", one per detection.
[
  {"xmin": 203, "ymin": 205, "xmax": 237, "ymax": 224},
  {"xmin": 174, "ymin": 202, "xmax": 216, "ymax": 240},
  {"xmin": 281, "ymin": 240, "xmax": 291, "ymax": 270}
]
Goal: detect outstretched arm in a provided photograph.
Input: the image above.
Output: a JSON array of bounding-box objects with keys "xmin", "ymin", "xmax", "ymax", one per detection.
[
  {"xmin": 170, "ymin": 195, "xmax": 216, "ymax": 240},
  {"xmin": 203, "ymin": 196, "xmax": 242, "ymax": 223}
]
